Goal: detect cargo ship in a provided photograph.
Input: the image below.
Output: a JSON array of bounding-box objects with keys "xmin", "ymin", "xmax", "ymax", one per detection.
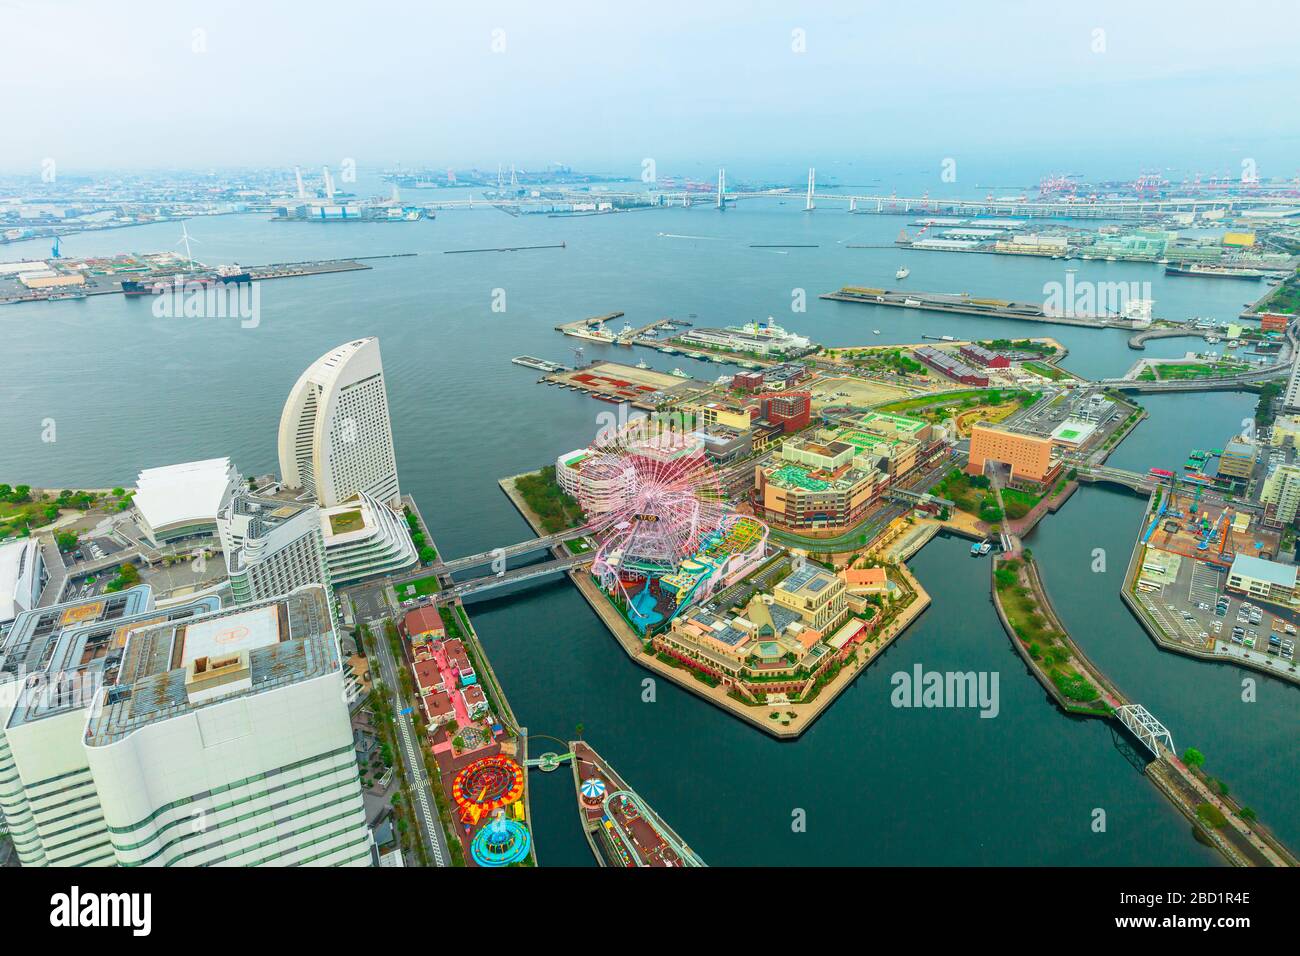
[
  {"xmin": 570, "ymin": 741, "xmax": 706, "ymax": 867},
  {"xmin": 121, "ymin": 265, "xmax": 252, "ymax": 296},
  {"xmin": 1165, "ymin": 263, "xmax": 1265, "ymax": 280}
]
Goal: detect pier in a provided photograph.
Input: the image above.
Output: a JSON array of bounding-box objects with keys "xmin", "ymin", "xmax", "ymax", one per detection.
[{"xmin": 820, "ymin": 286, "xmax": 1140, "ymax": 330}]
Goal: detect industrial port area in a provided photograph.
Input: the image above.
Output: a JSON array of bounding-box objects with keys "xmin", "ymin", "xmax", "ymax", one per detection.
[{"xmin": 3, "ymin": 0, "xmax": 1300, "ymax": 939}]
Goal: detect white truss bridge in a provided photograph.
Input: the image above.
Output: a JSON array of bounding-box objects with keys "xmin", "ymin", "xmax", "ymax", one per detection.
[{"xmin": 1115, "ymin": 704, "xmax": 1175, "ymax": 757}]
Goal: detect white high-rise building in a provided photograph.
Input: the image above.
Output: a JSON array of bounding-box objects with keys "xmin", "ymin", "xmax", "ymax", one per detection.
[
  {"xmin": 0, "ymin": 586, "xmax": 205, "ymax": 866},
  {"xmin": 217, "ymin": 491, "xmax": 333, "ymax": 607},
  {"xmin": 83, "ymin": 585, "xmax": 369, "ymax": 866},
  {"xmin": 1262, "ymin": 464, "xmax": 1300, "ymax": 526},
  {"xmin": 278, "ymin": 338, "xmax": 401, "ymax": 508},
  {"xmin": 0, "ymin": 585, "xmax": 367, "ymax": 867}
]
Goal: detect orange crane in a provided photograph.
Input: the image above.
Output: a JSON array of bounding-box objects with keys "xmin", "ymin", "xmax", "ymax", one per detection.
[{"xmin": 1218, "ymin": 507, "xmax": 1233, "ymax": 558}]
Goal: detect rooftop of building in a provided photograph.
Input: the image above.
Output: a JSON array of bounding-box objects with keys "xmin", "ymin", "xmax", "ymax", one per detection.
[
  {"xmin": 133, "ymin": 457, "xmax": 239, "ymax": 531},
  {"xmin": 1229, "ymin": 553, "xmax": 1297, "ymax": 588},
  {"xmin": 319, "ymin": 493, "xmax": 389, "ymax": 545},
  {"xmin": 0, "ymin": 537, "xmax": 41, "ymax": 622},
  {"xmin": 857, "ymin": 411, "xmax": 930, "ymax": 434},
  {"xmin": 84, "ymin": 586, "xmax": 338, "ymax": 747},
  {"xmin": 402, "ymin": 605, "xmax": 445, "ymax": 635},
  {"xmin": 4, "ymin": 588, "xmax": 225, "ymax": 730},
  {"xmin": 766, "ymin": 461, "xmax": 879, "ymax": 493},
  {"xmin": 1, "ymin": 585, "xmax": 153, "ymax": 682},
  {"xmin": 779, "ymin": 565, "xmax": 838, "ymax": 597}
]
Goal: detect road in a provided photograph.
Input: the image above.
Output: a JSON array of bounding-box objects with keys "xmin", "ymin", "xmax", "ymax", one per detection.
[{"xmin": 355, "ymin": 590, "xmax": 451, "ymax": 868}]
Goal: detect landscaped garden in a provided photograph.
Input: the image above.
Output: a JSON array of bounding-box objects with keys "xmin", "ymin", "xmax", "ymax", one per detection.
[{"xmin": 515, "ymin": 466, "xmax": 585, "ymax": 534}]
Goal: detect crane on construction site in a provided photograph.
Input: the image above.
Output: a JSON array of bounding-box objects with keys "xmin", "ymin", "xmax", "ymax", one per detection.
[{"xmin": 1218, "ymin": 508, "xmax": 1234, "ymax": 560}]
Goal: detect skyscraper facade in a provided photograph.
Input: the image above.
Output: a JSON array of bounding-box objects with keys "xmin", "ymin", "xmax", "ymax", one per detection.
[{"xmin": 278, "ymin": 338, "xmax": 401, "ymax": 508}]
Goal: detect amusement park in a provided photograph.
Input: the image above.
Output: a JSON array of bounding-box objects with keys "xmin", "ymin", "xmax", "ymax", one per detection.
[{"xmin": 575, "ymin": 422, "xmax": 770, "ymax": 635}]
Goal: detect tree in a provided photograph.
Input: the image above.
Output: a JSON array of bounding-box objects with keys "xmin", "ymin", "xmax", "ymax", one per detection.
[
  {"xmin": 1182, "ymin": 747, "xmax": 1206, "ymax": 769},
  {"xmin": 418, "ymin": 546, "xmax": 436, "ymax": 564},
  {"xmin": 111, "ymin": 487, "xmax": 125, "ymax": 497},
  {"xmin": 575, "ymin": 722, "xmax": 585, "ymax": 739},
  {"xmin": 55, "ymin": 531, "xmax": 78, "ymax": 552}
]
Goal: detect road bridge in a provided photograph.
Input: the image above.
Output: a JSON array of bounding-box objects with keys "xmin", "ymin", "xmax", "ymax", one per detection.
[
  {"xmin": 438, "ymin": 530, "xmax": 584, "ymax": 574},
  {"xmin": 401, "ymin": 186, "xmax": 1300, "ymax": 220},
  {"xmin": 886, "ymin": 487, "xmax": 955, "ymax": 509},
  {"xmin": 433, "ymin": 554, "xmax": 589, "ymax": 603}
]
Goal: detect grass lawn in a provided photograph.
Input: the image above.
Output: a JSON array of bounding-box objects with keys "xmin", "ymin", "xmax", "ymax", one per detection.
[
  {"xmin": 1141, "ymin": 361, "xmax": 1249, "ymax": 382},
  {"xmin": 398, "ymin": 575, "xmax": 442, "ymax": 598},
  {"xmin": 1024, "ymin": 361, "xmax": 1066, "ymax": 381},
  {"xmin": 564, "ymin": 537, "xmax": 592, "ymax": 555},
  {"xmin": 328, "ymin": 508, "xmax": 366, "ymax": 534},
  {"xmin": 0, "ymin": 500, "xmax": 57, "ymax": 538}
]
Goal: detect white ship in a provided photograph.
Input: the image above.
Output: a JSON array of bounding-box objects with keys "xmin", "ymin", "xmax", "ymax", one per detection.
[
  {"xmin": 671, "ymin": 368, "xmax": 690, "ymax": 378},
  {"xmin": 872, "ymin": 329, "xmax": 881, "ymax": 335},
  {"xmin": 895, "ymin": 266, "xmax": 910, "ymax": 279},
  {"xmin": 725, "ymin": 317, "xmax": 812, "ymax": 351},
  {"xmin": 636, "ymin": 359, "xmax": 650, "ymax": 369},
  {"xmin": 564, "ymin": 321, "xmax": 616, "ymax": 344}
]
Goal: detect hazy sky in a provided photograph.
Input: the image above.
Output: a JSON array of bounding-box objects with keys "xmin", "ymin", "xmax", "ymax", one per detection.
[{"xmin": 3, "ymin": 0, "xmax": 1298, "ymax": 178}]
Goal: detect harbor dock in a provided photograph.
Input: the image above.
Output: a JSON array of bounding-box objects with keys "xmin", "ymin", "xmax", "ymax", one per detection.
[{"xmin": 820, "ymin": 286, "xmax": 1145, "ymax": 330}]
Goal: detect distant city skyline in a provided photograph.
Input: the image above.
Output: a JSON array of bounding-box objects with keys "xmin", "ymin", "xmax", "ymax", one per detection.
[{"xmin": 2, "ymin": 0, "xmax": 1298, "ymax": 176}]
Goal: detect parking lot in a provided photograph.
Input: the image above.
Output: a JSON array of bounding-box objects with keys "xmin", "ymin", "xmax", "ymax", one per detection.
[{"xmin": 1138, "ymin": 551, "xmax": 1297, "ymax": 669}]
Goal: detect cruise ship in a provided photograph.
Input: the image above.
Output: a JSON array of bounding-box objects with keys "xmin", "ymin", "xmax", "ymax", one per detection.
[
  {"xmin": 1165, "ymin": 262, "xmax": 1265, "ymax": 280},
  {"xmin": 726, "ymin": 317, "xmax": 810, "ymax": 347}
]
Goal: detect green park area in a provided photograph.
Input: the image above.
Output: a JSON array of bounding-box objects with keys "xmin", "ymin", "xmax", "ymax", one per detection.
[
  {"xmin": 980, "ymin": 338, "xmax": 1057, "ymax": 356},
  {"xmin": 994, "ymin": 558, "xmax": 1107, "ymax": 713},
  {"xmin": 1137, "ymin": 360, "xmax": 1249, "ymax": 382},
  {"xmin": 398, "ymin": 575, "xmax": 441, "ymax": 598},
  {"xmin": 0, "ymin": 486, "xmax": 129, "ymax": 543},
  {"xmin": 877, "ymin": 388, "xmax": 1039, "ymax": 424},
  {"xmin": 515, "ymin": 466, "xmax": 585, "ymax": 534},
  {"xmin": 999, "ymin": 487, "xmax": 1042, "ymax": 520},
  {"xmin": 1253, "ymin": 269, "xmax": 1299, "ymax": 316},
  {"xmin": 930, "ymin": 468, "xmax": 1003, "ymax": 524}
]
